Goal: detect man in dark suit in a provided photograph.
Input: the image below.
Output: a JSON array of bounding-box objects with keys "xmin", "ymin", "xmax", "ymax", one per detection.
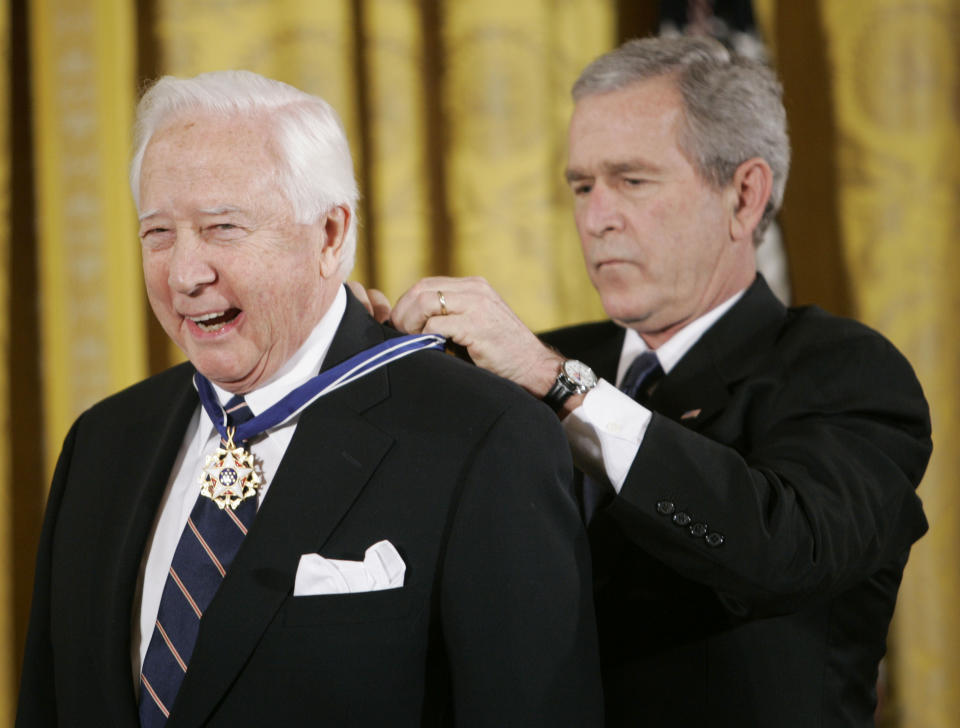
[
  {"xmin": 17, "ymin": 70, "xmax": 603, "ymax": 727},
  {"xmin": 389, "ymin": 37, "xmax": 931, "ymax": 726}
]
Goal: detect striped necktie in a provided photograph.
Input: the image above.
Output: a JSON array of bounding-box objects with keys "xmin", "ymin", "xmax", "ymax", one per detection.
[
  {"xmin": 139, "ymin": 395, "xmax": 256, "ymax": 726},
  {"xmin": 581, "ymin": 351, "xmax": 662, "ymax": 523}
]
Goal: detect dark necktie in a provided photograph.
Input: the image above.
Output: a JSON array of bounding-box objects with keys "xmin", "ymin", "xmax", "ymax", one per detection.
[
  {"xmin": 139, "ymin": 395, "xmax": 256, "ymax": 726},
  {"xmin": 619, "ymin": 350, "xmax": 662, "ymax": 403},
  {"xmin": 581, "ymin": 351, "xmax": 662, "ymax": 523}
]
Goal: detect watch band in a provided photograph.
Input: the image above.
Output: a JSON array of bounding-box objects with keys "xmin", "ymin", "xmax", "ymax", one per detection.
[
  {"xmin": 543, "ymin": 359, "xmax": 597, "ymax": 411},
  {"xmin": 543, "ymin": 377, "xmax": 575, "ymax": 410}
]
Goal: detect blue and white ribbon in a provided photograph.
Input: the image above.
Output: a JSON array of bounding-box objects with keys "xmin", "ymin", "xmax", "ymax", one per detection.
[{"xmin": 194, "ymin": 333, "xmax": 446, "ymax": 443}]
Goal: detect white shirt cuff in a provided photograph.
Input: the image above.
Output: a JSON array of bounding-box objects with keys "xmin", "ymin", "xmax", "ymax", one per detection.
[{"xmin": 561, "ymin": 379, "xmax": 652, "ymax": 493}]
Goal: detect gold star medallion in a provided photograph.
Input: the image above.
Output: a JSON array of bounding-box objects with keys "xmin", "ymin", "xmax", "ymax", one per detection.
[{"xmin": 199, "ymin": 428, "xmax": 262, "ymax": 510}]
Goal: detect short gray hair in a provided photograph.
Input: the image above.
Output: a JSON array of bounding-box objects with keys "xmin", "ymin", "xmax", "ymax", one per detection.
[
  {"xmin": 573, "ymin": 36, "xmax": 790, "ymax": 244},
  {"xmin": 130, "ymin": 70, "xmax": 359, "ymax": 275}
]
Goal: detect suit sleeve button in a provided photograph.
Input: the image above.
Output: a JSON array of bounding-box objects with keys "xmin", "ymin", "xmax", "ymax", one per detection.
[
  {"xmin": 656, "ymin": 500, "xmax": 675, "ymax": 515},
  {"xmin": 672, "ymin": 512, "xmax": 692, "ymax": 527},
  {"xmin": 689, "ymin": 522, "xmax": 708, "ymax": 538},
  {"xmin": 705, "ymin": 532, "xmax": 725, "ymax": 547}
]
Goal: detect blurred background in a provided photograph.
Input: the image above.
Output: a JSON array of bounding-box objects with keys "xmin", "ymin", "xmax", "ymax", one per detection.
[{"xmin": 0, "ymin": 0, "xmax": 957, "ymax": 725}]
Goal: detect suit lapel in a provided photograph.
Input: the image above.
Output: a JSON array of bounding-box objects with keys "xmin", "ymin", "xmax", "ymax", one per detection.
[
  {"xmin": 586, "ymin": 326, "xmax": 625, "ymax": 383},
  {"xmin": 169, "ymin": 293, "xmax": 397, "ymax": 727},
  {"xmin": 544, "ymin": 277, "xmax": 786, "ymax": 431},
  {"xmin": 650, "ymin": 276, "xmax": 787, "ymax": 429},
  {"xmin": 590, "ymin": 278, "xmax": 786, "ymax": 580},
  {"xmin": 91, "ymin": 365, "xmax": 199, "ymax": 725}
]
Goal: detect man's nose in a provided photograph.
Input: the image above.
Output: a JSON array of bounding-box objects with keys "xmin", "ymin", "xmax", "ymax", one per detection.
[
  {"xmin": 582, "ymin": 184, "xmax": 624, "ymax": 237},
  {"xmin": 168, "ymin": 231, "xmax": 216, "ymax": 294}
]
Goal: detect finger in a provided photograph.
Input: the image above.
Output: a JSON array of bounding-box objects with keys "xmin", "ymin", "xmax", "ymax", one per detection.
[
  {"xmin": 367, "ymin": 288, "xmax": 393, "ymax": 324},
  {"xmin": 346, "ymin": 280, "xmax": 374, "ymax": 316},
  {"xmin": 392, "ymin": 281, "xmax": 427, "ymax": 331},
  {"xmin": 421, "ymin": 311, "xmax": 470, "ymax": 344},
  {"xmin": 394, "ymin": 286, "xmax": 448, "ymax": 332},
  {"xmin": 396, "ymin": 276, "xmax": 484, "ymax": 312},
  {"xmin": 436, "ymin": 289, "xmax": 451, "ymax": 317},
  {"xmin": 393, "ymin": 276, "xmax": 499, "ymax": 333}
]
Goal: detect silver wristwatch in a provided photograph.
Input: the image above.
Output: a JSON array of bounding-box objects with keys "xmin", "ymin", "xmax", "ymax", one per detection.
[{"xmin": 543, "ymin": 359, "xmax": 598, "ymax": 410}]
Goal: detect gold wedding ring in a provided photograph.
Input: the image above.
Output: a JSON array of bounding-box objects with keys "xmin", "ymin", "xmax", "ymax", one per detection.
[{"xmin": 438, "ymin": 291, "xmax": 448, "ymax": 316}]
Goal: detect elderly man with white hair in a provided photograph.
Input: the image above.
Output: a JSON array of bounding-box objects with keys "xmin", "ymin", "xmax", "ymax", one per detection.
[{"xmin": 17, "ymin": 70, "xmax": 603, "ymax": 727}]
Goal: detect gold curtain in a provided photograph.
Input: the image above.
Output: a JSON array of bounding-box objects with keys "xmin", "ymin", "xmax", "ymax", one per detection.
[
  {"xmin": 442, "ymin": 1, "xmax": 610, "ymax": 330},
  {"xmin": 363, "ymin": 0, "xmax": 433, "ymax": 297},
  {"xmin": 29, "ymin": 0, "xmax": 146, "ymax": 478},
  {"xmin": 765, "ymin": 2, "xmax": 960, "ymax": 726},
  {"xmin": 817, "ymin": 2, "xmax": 960, "ymax": 726},
  {"xmin": 0, "ymin": 0, "xmax": 11, "ymax": 721}
]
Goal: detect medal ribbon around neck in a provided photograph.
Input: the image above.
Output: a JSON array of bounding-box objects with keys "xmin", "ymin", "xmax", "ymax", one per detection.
[{"xmin": 194, "ymin": 333, "xmax": 445, "ymax": 509}]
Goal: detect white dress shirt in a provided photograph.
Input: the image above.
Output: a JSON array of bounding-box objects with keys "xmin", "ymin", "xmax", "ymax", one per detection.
[
  {"xmin": 132, "ymin": 285, "xmax": 347, "ymax": 682},
  {"xmin": 563, "ymin": 290, "xmax": 745, "ymax": 493}
]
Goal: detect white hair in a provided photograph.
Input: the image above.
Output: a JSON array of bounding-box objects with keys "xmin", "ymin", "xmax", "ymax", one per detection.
[
  {"xmin": 130, "ymin": 70, "xmax": 359, "ymax": 275},
  {"xmin": 574, "ymin": 36, "xmax": 790, "ymax": 245}
]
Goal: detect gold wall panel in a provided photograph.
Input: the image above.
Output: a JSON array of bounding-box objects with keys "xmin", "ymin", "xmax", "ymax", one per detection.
[
  {"xmin": 362, "ymin": 0, "xmax": 431, "ymax": 298},
  {"xmin": 821, "ymin": 2, "xmax": 960, "ymax": 725},
  {"xmin": 442, "ymin": 0, "xmax": 613, "ymax": 331},
  {"xmin": 0, "ymin": 0, "xmax": 12, "ymax": 718},
  {"xmin": 30, "ymin": 0, "xmax": 145, "ymax": 478}
]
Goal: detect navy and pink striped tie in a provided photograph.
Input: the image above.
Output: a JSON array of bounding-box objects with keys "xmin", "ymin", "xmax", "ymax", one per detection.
[{"xmin": 139, "ymin": 395, "xmax": 256, "ymax": 726}]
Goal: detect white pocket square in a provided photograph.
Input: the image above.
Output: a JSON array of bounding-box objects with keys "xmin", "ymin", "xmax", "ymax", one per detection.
[{"xmin": 293, "ymin": 540, "xmax": 406, "ymax": 596}]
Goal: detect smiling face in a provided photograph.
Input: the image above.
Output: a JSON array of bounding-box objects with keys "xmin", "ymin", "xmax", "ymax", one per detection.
[
  {"xmin": 566, "ymin": 75, "xmax": 755, "ymax": 348},
  {"xmin": 139, "ymin": 112, "xmax": 346, "ymax": 393}
]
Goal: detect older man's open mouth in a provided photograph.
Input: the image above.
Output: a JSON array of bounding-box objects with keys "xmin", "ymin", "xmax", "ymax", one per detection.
[{"xmin": 189, "ymin": 309, "xmax": 241, "ymax": 332}]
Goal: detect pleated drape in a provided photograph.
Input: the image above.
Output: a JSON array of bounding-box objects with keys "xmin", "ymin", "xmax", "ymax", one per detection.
[
  {"xmin": 441, "ymin": 1, "xmax": 610, "ymax": 330},
  {"xmin": 0, "ymin": 1, "xmax": 12, "ymax": 721},
  {"xmin": 29, "ymin": 0, "xmax": 146, "ymax": 478},
  {"xmin": 818, "ymin": 3, "xmax": 960, "ymax": 726},
  {"xmin": 766, "ymin": 2, "xmax": 960, "ymax": 725}
]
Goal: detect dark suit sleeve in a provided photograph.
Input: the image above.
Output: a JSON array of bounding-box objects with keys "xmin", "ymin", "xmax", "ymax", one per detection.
[
  {"xmin": 609, "ymin": 327, "xmax": 930, "ymax": 618},
  {"xmin": 16, "ymin": 420, "xmax": 81, "ymax": 727},
  {"xmin": 439, "ymin": 399, "xmax": 604, "ymax": 727}
]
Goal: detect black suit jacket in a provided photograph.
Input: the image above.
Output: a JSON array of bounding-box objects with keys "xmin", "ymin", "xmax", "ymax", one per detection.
[
  {"xmin": 18, "ymin": 293, "xmax": 603, "ymax": 727},
  {"xmin": 542, "ymin": 276, "xmax": 930, "ymax": 727}
]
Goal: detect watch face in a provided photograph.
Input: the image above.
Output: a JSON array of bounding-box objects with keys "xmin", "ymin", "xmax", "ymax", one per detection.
[{"xmin": 563, "ymin": 360, "xmax": 597, "ymax": 390}]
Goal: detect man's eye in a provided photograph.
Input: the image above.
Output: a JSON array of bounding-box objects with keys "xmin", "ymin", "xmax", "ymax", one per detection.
[
  {"xmin": 140, "ymin": 227, "xmax": 169, "ymax": 241},
  {"xmin": 572, "ymin": 184, "xmax": 592, "ymax": 196},
  {"xmin": 623, "ymin": 177, "xmax": 646, "ymax": 187},
  {"xmin": 140, "ymin": 228, "xmax": 174, "ymax": 249},
  {"xmin": 207, "ymin": 223, "xmax": 244, "ymax": 238}
]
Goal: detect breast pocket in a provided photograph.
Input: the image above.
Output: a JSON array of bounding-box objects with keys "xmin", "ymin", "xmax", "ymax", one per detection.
[{"xmin": 282, "ymin": 585, "xmax": 417, "ymax": 626}]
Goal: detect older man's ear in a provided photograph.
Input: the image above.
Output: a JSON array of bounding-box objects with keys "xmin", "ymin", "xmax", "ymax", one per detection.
[
  {"xmin": 318, "ymin": 205, "xmax": 351, "ymax": 279},
  {"xmin": 346, "ymin": 280, "xmax": 393, "ymax": 323}
]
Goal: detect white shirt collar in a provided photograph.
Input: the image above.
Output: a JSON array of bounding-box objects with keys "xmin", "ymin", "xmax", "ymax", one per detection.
[
  {"xmin": 616, "ymin": 288, "xmax": 746, "ymax": 386},
  {"xmin": 208, "ymin": 284, "xmax": 348, "ymax": 418}
]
